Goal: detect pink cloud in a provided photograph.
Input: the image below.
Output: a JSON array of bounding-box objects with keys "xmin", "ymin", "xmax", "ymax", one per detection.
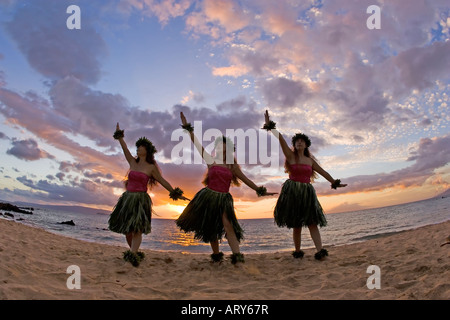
[
  {"xmin": 256, "ymin": 0, "xmax": 307, "ymax": 37},
  {"xmin": 150, "ymin": 0, "xmax": 192, "ymax": 25},
  {"xmin": 212, "ymin": 65, "xmax": 248, "ymax": 77},
  {"xmin": 186, "ymin": 0, "xmax": 251, "ymax": 40},
  {"xmin": 185, "ymin": 0, "xmax": 449, "ymax": 140},
  {"xmin": 203, "ymin": 0, "xmax": 250, "ymax": 33}
]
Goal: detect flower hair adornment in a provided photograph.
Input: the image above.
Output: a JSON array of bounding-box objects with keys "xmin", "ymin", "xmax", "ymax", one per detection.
[
  {"xmin": 113, "ymin": 129, "xmax": 124, "ymax": 140},
  {"xmin": 181, "ymin": 123, "xmax": 194, "ymax": 133},
  {"xmin": 256, "ymin": 186, "xmax": 267, "ymax": 197},
  {"xmin": 135, "ymin": 137, "xmax": 157, "ymax": 155},
  {"xmin": 292, "ymin": 133, "xmax": 311, "ymax": 148},
  {"xmin": 262, "ymin": 120, "xmax": 276, "ymax": 131},
  {"xmin": 331, "ymin": 179, "xmax": 341, "ymax": 190},
  {"xmin": 169, "ymin": 187, "xmax": 184, "ymax": 201}
]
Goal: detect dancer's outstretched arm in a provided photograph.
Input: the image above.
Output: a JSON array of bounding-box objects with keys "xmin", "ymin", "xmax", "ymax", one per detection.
[
  {"xmin": 180, "ymin": 112, "xmax": 214, "ymax": 164},
  {"xmin": 150, "ymin": 167, "xmax": 190, "ymax": 201},
  {"xmin": 232, "ymin": 165, "xmax": 277, "ymax": 196},
  {"xmin": 264, "ymin": 110, "xmax": 295, "ymax": 163},
  {"xmin": 115, "ymin": 122, "xmax": 134, "ymax": 165},
  {"xmin": 312, "ymin": 160, "xmax": 347, "ymax": 189}
]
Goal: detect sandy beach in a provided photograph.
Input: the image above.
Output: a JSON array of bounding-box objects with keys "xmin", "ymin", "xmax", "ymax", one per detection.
[{"xmin": 0, "ymin": 218, "xmax": 448, "ymax": 300}]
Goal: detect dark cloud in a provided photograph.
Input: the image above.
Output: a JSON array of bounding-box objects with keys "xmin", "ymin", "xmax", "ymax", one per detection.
[
  {"xmin": 0, "ymin": 69, "xmax": 5, "ymax": 88},
  {"xmin": 371, "ymin": 40, "xmax": 450, "ymax": 102},
  {"xmin": 5, "ymin": 0, "xmax": 107, "ymax": 84},
  {"xmin": 262, "ymin": 77, "xmax": 310, "ymax": 108},
  {"xmin": 191, "ymin": 91, "xmax": 205, "ymax": 104},
  {"xmin": 59, "ymin": 161, "xmax": 93, "ymax": 173},
  {"xmin": 216, "ymin": 95, "xmax": 254, "ymax": 112},
  {"xmin": 6, "ymin": 138, "xmax": 54, "ymax": 161},
  {"xmin": 49, "ymin": 76, "xmax": 132, "ymax": 146},
  {"xmin": 420, "ymin": 118, "xmax": 432, "ymax": 127},
  {"xmin": 351, "ymin": 135, "xmax": 365, "ymax": 143},
  {"xmin": 16, "ymin": 175, "xmax": 117, "ymax": 206}
]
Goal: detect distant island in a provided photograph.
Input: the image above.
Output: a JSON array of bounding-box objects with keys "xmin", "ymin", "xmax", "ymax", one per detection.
[
  {"xmin": 435, "ymin": 188, "xmax": 450, "ymax": 199},
  {"xmin": 0, "ymin": 199, "xmax": 110, "ymax": 216}
]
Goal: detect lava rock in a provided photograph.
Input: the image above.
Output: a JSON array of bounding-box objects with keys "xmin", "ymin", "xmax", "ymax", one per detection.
[{"xmin": 59, "ymin": 220, "xmax": 75, "ymax": 226}]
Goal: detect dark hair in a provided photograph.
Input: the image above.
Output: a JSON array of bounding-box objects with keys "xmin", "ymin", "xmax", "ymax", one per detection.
[
  {"xmin": 291, "ymin": 133, "xmax": 311, "ymax": 147},
  {"xmin": 124, "ymin": 137, "xmax": 159, "ymax": 188},
  {"xmin": 135, "ymin": 137, "xmax": 157, "ymax": 157},
  {"xmin": 138, "ymin": 138, "xmax": 159, "ymax": 188},
  {"xmin": 284, "ymin": 133, "xmax": 318, "ymax": 181}
]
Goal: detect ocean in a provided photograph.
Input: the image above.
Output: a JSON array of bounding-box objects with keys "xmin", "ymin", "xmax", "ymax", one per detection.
[{"xmin": 1, "ymin": 196, "xmax": 449, "ymax": 254}]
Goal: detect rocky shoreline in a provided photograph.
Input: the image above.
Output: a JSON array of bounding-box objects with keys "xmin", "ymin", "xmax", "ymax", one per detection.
[
  {"xmin": 0, "ymin": 202, "xmax": 34, "ymax": 215},
  {"xmin": 0, "ymin": 202, "xmax": 78, "ymax": 226}
]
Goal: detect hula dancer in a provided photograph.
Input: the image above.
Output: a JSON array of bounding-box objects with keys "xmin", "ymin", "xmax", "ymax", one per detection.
[
  {"xmin": 263, "ymin": 110, "xmax": 347, "ymax": 260},
  {"xmin": 109, "ymin": 123, "xmax": 189, "ymax": 266},
  {"xmin": 176, "ymin": 112, "xmax": 276, "ymax": 264}
]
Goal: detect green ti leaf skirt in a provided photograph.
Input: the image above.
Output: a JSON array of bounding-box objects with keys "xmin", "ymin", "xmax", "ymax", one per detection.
[
  {"xmin": 108, "ymin": 191, "xmax": 153, "ymax": 235},
  {"xmin": 175, "ymin": 187, "xmax": 244, "ymax": 243},
  {"xmin": 274, "ymin": 179, "xmax": 327, "ymax": 228}
]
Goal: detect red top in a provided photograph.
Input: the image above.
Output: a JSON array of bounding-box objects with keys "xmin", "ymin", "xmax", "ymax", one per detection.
[
  {"xmin": 207, "ymin": 166, "xmax": 233, "ymax": 193},
  {"xmin": 126, "ymin": 171, "xmax": 150, "ymax": 192},
  {"xmin": 288, "ymin": 164, "xmax": 312, "ymax": 183}
]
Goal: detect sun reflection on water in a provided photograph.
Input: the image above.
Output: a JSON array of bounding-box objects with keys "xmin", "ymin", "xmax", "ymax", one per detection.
[{"xmin": 168, "ymin": 231, "xmax": 204, "ymax": 247}]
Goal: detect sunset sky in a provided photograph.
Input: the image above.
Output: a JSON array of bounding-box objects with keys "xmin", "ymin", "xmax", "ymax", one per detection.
[{"xmin": 0, "ymin": 0, "xmax": 449, "ymax": 219}]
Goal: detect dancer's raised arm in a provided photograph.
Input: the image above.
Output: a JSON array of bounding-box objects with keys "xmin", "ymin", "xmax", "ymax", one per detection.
[
  {"xmin": 263, "ymin": 110, "xmax": 295, "ymax": 163},
  {"xmin": 114, "ymin": 122, "xmax": 134, "ymax": 165},
  {"xmin": 180, "ymin": 112, "xmax": 214, "ymax": 164}
]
